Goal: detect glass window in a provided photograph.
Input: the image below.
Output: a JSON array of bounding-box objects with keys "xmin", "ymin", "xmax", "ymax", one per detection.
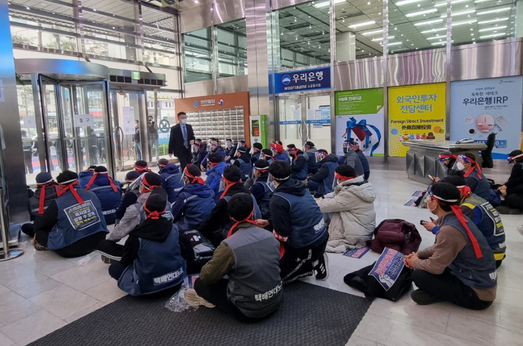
[
  {"xmin": 334, "ymin": 0, "xmax": 384, "ymax": 61},
  {"xmin": 272, "ymin": 1, "xmax": 330, "ymax": 71},
  {"xmin": 183, "ymin": 27, "xmax": 213, "ymax": 83},
  {"xmin": 216, "ymin": 19, "xmax": 248, "ymax": 78},
  {"xmin": 451, "ymin": 0, "xmax": 516, "ymax": 46}
]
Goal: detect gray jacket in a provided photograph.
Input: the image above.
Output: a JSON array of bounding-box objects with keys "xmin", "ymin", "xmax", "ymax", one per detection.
[
  {"xmin": 106, "ymin": 192, "xmax": 151, "ymax": 242},
  {"xmin": 343, "ymin": 151, "xmax": 365, "ymax": 176}
]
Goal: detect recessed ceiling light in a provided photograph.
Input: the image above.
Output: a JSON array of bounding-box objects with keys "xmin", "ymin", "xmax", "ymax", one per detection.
[
  {"xmin": 479, "ymin": 25, "xmax": 507, "ymax": 32},
  {"xmin": 478, "ymin": 17, "xmax": 509, "ymax": 24},
  {"xmin": 388, "ymin": 42, "xmax": 403, "ymax": 46},
  {"xmin": 421, "ymin": 27, "xmax": 446, "ymax": 33},
  {"xmin": 371, "ymin": 36, "xmax": 394, "ymax": 41},
  {"xmin": 406, "ymin": 9, "xmax": 438, "ymax": 18},
  {"xmin": 435, "ymin": 0, "xmax": 470, "ymax": 6},
  {"xmin": 349, "ymin": 20, "xmax": 375, "ymax": 28},
  {"xmin": 395, "ymin": 0, "xmax": 424, "ymax": 6},
  {"xmin": 452, "ymin": 19, "xmax": 477, "ymax": 26},
  {"xmin": 362, "ymin": 29, "xmax": 383, "ymax": 35},
  {"xmin": 444, "ymin": 10, "xmax": 475, "ymax": 17},
  {"xmin": 480, "ymin": 32, "xmax": 506, "ymax": 39},
  {"xmin": 477, "ymin": 7, "xmax": 512, "ymax": 15},
  {"xmin": 414, "ymin": 19, "xmax": 444, "ymax": 26}
]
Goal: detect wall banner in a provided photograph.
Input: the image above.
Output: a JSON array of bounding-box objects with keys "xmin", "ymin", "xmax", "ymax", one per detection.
[
  {"xmin": 450, "ymin": 76, "xmax": 523, "ymax": 159},
  {"xmin": 335, "ymin": 88, "xmax": 384, "ymax": 156},
  {"xmin": 388, "ymin": 83, "xmax": 446, "ymax": 157}
]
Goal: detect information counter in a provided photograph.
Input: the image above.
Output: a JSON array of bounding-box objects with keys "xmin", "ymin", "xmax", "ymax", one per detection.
[{"xmin": 402, "ymin": 140, "xmax": 487, "ymax": 184}]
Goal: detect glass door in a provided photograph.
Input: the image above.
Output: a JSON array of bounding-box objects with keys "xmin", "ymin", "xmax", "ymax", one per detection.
[
  {"xmin": 277, "ymin": 94, "xmax": 304, "ymax": 148},
  {"xmin": 305, "ymin": 94, "xmax": 331, "ymax": 151}
]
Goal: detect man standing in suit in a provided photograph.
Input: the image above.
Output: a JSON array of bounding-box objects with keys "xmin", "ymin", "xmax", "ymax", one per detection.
[{"xmin": 169, "ymin": 111, "xmax": 195, "ymax": 170}]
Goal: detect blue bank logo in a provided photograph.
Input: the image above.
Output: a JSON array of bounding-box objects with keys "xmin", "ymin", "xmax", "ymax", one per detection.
[
  {"xmin": 193, "ymin": 100, "xmax": 199, "ymax": 108},
  {"xmin": 282, "ymin": 75, "xmax": 291, "ymax": 86},
  {"xmin": 218, "ymin": 98, "xmax": 224, "ymax": 106}
]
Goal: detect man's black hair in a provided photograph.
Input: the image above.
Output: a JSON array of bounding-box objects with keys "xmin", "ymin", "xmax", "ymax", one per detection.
[
  {"xmin": 509, "ymin": 149, "xmax": 523, "ymax": 163},
  {"xmin": 56, "ymin": 170, "xmax": 78, "ymax": 184},
  {"xmin": 262, "ymin": 149, "xmax": 273, "ymax": 157},
  {"xmin": 223, "ymin": 165, "xmax": 241, "ymax": 182},
  {"xmin": 253, "ymin": 143, "xmax": 263, "ymax": 150},
  {"xmin": 208, "ymin": 152, "xmax": 223, "ymax": 163},
  {"xmin": 268, "ymin": 160, "xmax": 292, "ymax": 180},
  {"xmin": 94, "ymin": 166, "xmax": 108, "ymax": 173},
  {"xmin": 335, "ymin": 164, "xmax": 356, "ymax": 178},
  {"xmin": 287, "ymin": 144, "xmax": 296, "ymax": 149},
  {"xmin": 462, "ymin": 152, "xmax": 476, "ymax": 162},
  {"xmin": 431, "ymin": 182, "xmax": 461, "ymax": 212},
  {"xmin": 228, "ymin": 193, "xmax": 254, "ymax": 221},
  {"xmin": 440, "ymin": 175, "xmax": 466, "ymax": 186}
]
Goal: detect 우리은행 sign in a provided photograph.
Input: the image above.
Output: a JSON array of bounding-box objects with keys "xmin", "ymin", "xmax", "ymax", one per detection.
[{"xmin": 274, "ymin": 67, "xmax": 331, "ymax": 94}]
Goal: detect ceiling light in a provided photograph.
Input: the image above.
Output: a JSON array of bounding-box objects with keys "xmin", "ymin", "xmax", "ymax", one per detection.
[
  {"xmin": 479, "ymin": 25, "xmax": 507, "ymax": 32},
  {"xmin": 313, "ymin": 0, "xmax": 346, "ymax": 8},
  {"xmin": 414, "ymin": 19, "xmax": 443, "ymax": 26},
  {"xmin": 478, "ymin": 17, "xmax": 509, "ymax": 24},
  {"xmin": 406, "ymin": 9, "xmax": 438, "ymax": 17},
  {"xmin": 474, "ymin": 0, "xmax": 494, "ymax": 3},
  {"xmin": 372, "ymin": 36, "xmax": 394, "ymax": 41},
  {"xmin": 387, "ymin": 42, "xmax": 403, "ymax": 46},
  {"xmin": 452, "ymin": 19, "xmax": 477, "ymax": 26},
  {"xmin": 480, "ymin": 32, "xmax": 506, "ymax": 39},
  {"xmin": 431, "ymin": 41, "xmax": 449, "ymax": 45},
  {"xmin": 477, "ymin": 7, "xmax": 512, "ymax": 15},
  {"xmin": 435, "ymin": 0, "xmax": 470, "ymax": 7},
  {"xmin": 395, "ymin": 0, "xmax": 424, "ymax": 5},
  {"xmin": 444, "ymin": 9, "xmax": 475, "ymax": 17},
  {"xmin": 421, "ymin": 27, "xmax": 446, "ymax": 33},
  {"xmin": 362, "ymin": 29, "xmax": 383, "ymax": 35},
  {"xmin": 349, "ymin": 20, "xmax": 375, "ymax": 28},
  {"xmin": 426, "ymin": 36, "xmax": 446, "ymax": 40}
]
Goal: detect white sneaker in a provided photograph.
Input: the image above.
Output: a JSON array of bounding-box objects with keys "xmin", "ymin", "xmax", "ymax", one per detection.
[{"xmin": 184, "ymin": 289, "xmax": 215, "ymax": 308}]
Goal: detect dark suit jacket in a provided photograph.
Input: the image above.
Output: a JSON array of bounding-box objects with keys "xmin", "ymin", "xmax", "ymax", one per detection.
[{"xmin": 168, "ymin": 123, "xmax": 195, "ymax": 156}]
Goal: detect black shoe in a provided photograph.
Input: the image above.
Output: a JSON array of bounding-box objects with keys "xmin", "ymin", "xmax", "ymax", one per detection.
[
  {"xmin": 315, "ymin": 253, "xmax": 329, "ymax": 281},
  {"xmin": 411, "ymin": 289, "xmax": 443, "ymax": 305}
]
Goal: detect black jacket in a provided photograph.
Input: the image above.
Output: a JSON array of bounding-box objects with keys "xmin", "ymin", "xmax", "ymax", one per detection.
[
  {"xmin": 120, "ymin": 218, "xmax": 173, "ymax": 267},
  {"xmin": 290, "ymin": 150, "xmax": 307, "ymax": 173},
  {"xmin": 168, "ymin": 123, "xmax": 195, "ymax": 157},
  {"xmin": 505, "ymin": 163, "xmax": 523, "ymax": 194},
  {"xmin": 133, "ymin": 126, "xmax": 140, "ymax": 143},
  {"xmin": 198, "ymin": 182, "xmax": 251, "ymax": 246},
  {"xmin": 309, "ymin": 154, "xmax": 338, "ymax": 183},
  {"xmin": 250, "ymin": 172, "xmax": 270, "ymax": 203},
  {"xmin": 269, "ymin": 179, "xmax": 306, "ymax": 236}
]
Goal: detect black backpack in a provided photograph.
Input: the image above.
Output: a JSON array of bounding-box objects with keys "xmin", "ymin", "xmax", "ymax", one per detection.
[{"xmin": 179, "ymin": 230, "xmax": 215, "ymax": 275}]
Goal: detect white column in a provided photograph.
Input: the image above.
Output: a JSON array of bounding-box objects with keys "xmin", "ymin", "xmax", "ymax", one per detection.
[{"xmin": 335, "ymin": 31, "xmax": 356, "ymax": 62}]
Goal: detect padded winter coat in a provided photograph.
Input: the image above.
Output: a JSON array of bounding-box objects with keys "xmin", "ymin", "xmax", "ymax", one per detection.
[{"xmin": 316, "ymin": 175, "xmax": 377, "ymax": 253}]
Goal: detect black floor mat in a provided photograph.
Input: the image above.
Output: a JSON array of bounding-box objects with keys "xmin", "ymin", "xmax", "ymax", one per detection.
[{"xmin": 30, "ymin": 281, "xmax": 371, "ymax": 346}]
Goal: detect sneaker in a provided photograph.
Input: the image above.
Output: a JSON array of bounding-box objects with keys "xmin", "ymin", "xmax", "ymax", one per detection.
[
  {"xmin": 34, "ymin": 241, "xmax": 49, "ymax": 251},
  {"xmin": 411, "ymin": 289, "xmax": 443, "ymax": 305},
  {"xmin": 315, "ymin": 253, "xmax": 329, "ymax": 281},
  {"xmin": 184, "ymin": 289, "xmax": 215, "ymax": 308}
]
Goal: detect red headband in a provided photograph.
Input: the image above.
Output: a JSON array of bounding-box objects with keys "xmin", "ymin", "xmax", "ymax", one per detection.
[
  {"xmin": 439, "ymin": 153, "xmax": 457, "ymax": 160},
  {"xmin": 142, "ymin": 198, "xmax": 166, "ymax": 220},
  {"xmin": 227, "ymin": 208, "xmax": 258, "ymax": 238},
  {"xmin": 59, "ymin": 181, "xmax": 84, "ymax": 204},
  {"xmin": 183, "ymin": 167, "xmax": 205, "ymax": 185},
  {"xmin": 220, "ymin": 176, "xmax": 240, "ymax": 199},
  {"xmin": 141, "ymin": 175, "xmax": 161, "ymax": 190},
  {"xmin": 334, "ymin": 172, "xmax": 357, "ymax": 181},
  {"xmin": 38, "ymin": 183, "xmax": 59, "ymax": 215}
]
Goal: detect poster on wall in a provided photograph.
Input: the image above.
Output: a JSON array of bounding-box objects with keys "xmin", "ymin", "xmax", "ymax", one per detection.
[
  {"xmin": 122, "ymin": 107, "xmax": 135, "ymax": 135},
  {"xmin": 450, "ymin": 76, "xmax": 523, "ymax": 159},
  {"xmin": 335, "ymin": 88, "xmax": 384, "ymax": 156},
  {"xmin": 388, "ymin": 83, "xmax": 446, "ymax": 157}
]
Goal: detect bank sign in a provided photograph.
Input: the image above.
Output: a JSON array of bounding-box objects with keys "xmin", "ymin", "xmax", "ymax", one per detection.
[{"xmin": 274, "ymin": 67, "xmax": 331, "ymax": 94}]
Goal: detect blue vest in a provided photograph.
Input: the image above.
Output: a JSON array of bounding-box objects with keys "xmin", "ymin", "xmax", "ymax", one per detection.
[
  {"xmin": 206, "ymin": 164, "xmax": 225, "ymax": 203},
  {"xmin": 465, "ymin": 169, "xmax": 490, "ymax": 200},
  {"xmin": 162, "ymin": 173, "xmax": 184, "ymax": 203},
  {"xmin": 320, "ymin": 161, "xmax": 338, "ymax": 195},
  {"xmin": 238, "ymin": 158, "xmax": 252, "ymax": 181},
  {"xmin": 274, "ymin": 152, "xmax": 290, "ymax": 163},
  {"xmin": 272, "ymin": 191, "xmax": 327, "ymax": 249},
  {"xmin": 48, "ymin": 188, "xmax": 108, "ymax": 250},
  {"xmin": 253, "ymin": 180, "xmax": 272, "ymax": 220},
  {"xmin": 118, "ymin": 226, "xmax": 186, "ymax": 296},
  {"xmin": 173, "ymin": 191, "xmax": 215, "ymax": 231},
  {"xmin": 291, "ymin": 153, "xmax": 308, "ymax": 180},
  {"xmin": 87, "ymin": 179, "xmax": 122, "ymax": 225},
  {"xmin": 78, "ymin": 171, "xmax": 94, "ymax": 188},
  {"xmin": 306, "ymin": 152, "xmax": 319, "ymax": 174},
  {"xmin": 444, "ymin": 214, "xmax": 497, "ymax": 290},
  {"xmin": 462, "ymin": 195, "xmax": 506, "ymax": 255}
]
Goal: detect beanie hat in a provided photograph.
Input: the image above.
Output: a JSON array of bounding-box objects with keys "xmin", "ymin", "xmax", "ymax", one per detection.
[
  {"xmin": 141, "ymin": 172, "xmax": 162, "ymax": 190},
  {"xmin": 125, "ymin": 171, "xmax": 141, "ymax": 182},
  {"xmin": 143, "ymin": 189, "xmax": 167, "ymax": 220},
  {"xmin": 253, "ymin": 143, "xmax": 263, "ymax": 150},
  {"xmin": 135, "ymin": 160, "xmax": 149, "ymax": 173},
  {"xmin": 270, "ymin": 142, "xmax": 284, "ymax": 153},
  {"xmin": 36, "ymin": 172, "xmax": 54, "ymax": 185}
]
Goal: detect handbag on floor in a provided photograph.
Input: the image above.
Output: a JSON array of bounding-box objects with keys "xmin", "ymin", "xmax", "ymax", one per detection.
[{"xmin": 179, "ymin": 230, "xmax": 215, "ymax": 275}]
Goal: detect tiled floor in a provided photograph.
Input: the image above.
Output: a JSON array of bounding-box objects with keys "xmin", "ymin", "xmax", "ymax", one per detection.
[{"xmin": 1, "ymin": 170, "xmax": 522, "ymax": 346}]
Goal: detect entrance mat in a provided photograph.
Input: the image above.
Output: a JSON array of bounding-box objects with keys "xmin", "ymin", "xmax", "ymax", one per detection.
[{"xmin": 30, "ymin": 281, "xmax": 371, "ymax": 346}]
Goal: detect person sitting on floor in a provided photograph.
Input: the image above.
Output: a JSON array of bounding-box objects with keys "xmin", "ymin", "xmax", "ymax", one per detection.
[
  {"xmin": 205, "ymin": 152, "xmax": 226, "ymax": 202},
  {"xmin": 426, "ymin": 175, "xmax": 506, "ymax": 267},
  {"xmin": 455, "ymin": 153, "xmax": 490, "ymax": 200},
  {"xmin": 316, "ymin": 165, "xmax": 377, "ymax": 253},
  {"xmin": 270, "ymin": 141, "xmax": 290, "ymax": 163},
  {"xmin": 109, "ymin": 188, "xmax": 186, "ymax": 296},
  {"xmin": 306, "ymin": 149, "xmax": 339, "ymax": 197},
  {"xmin": 201, "ymin": 138, "xmax": 225, "ymax": 168},
  {"xmin": 251, "ymin": 142, "xmax": 263, "ymax": 164},
  {"xmin": 286, "ymin": 144, "xmax": 308, "ymax": 182},
  {"xmin": 98, "ymin": 172, "xmax": 171, "ymax": 263},
  {"xmin": 157, "ymin": 158, "xmax": 183, "ymax": 203},
  {"xmin": 84, "ymin": 166, "xmax": 122, "ymax": 225},
  {"xmin": 22, "ymin": 172, "xmax": 60, "ymax": 238},
  {"xmin": 191, "ymin": 139, "xmax": 208, "ymax": 167},
  {"xmin": 134, "ymin": 160, "xmax": 151, "ymax": 173},
  {"xmin": 260, "ymin": 149, "xmax": 274, "ymax": 164},
  {"xmin": 250, "ymin": 159, "xmax": 273, "ymax": 221},
  {"xmin": 185, "ymin": 193, "xmax": 282, "ymax": 321},
  {"xmin": 433, "ymin": 151, "xmax": 460, "ymax": 181},
  {"xmin": 224, "ymin": 138, "xmax": 236, "ymax": 164},
  {"xmin": 348, "ymin": 140, "xmax": 370, "ymax": 181},
  {"xmin": 78, "ymin": 165, "xmax": 97, "ymax": 188},
  {"xmin": 304, "ymin": 141, "xmax": 319, "ymax": 174},
  {"xmin": 342, "ymin": 141, "xmax": 364, "ymax": 178},
  {"xmin": 171, "ymin": 165, "xmax": 215, "ymax": 231},
  {"xmin": 492, "ymin": 150, "xmax": 523, "ymax": 214},
  {"xmin": 33, "ymin": 170, "xmax": 108, "ymax": 258},
  {"xmin": 233, "ymin": 146, "xmax": 252, "ymax": 182},
  {"xmin": 258, "ymin": 160, "xmax": 329, "ymax": 284},
  {"xmin": 198, "ymin": 165, "xmax": 261, "ymax": 247},
  {"xmin": 115, "ymin": 171, "xmax": 141, "ymax": 223},
  {"xmin": 405, "ymin": 182, "xmax": 497, "ymax": 310}
]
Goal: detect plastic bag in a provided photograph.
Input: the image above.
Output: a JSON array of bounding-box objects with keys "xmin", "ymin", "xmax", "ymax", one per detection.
[{"xmin": 164, "ymin": 275, "xmax": 200, "ymax": 313}]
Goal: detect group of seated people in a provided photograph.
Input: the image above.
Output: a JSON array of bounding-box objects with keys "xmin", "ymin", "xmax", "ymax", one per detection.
[{"xmin": 20, "ymin": 141, "xmax": 514, "ymax": 321}]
